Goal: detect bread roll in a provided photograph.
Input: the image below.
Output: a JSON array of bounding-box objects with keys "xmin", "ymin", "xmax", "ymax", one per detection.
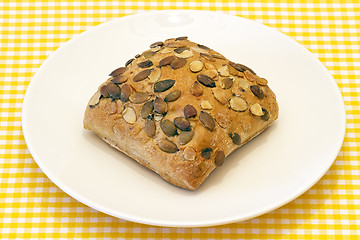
[{"xmin": 84, "ymin": 37, "xmax": 279, "ymax": 190}]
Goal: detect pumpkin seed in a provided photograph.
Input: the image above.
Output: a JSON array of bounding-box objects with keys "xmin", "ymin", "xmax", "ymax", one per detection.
[
  {"xmin": 175, "ymin": 36, "xmax": 188, "ymax": 41},
  {"xmin": 133, "ymin": 69, "xmax": 153, "ymax": 82},
  {"xmin": 144, "ymin": 118, "xmax": 156, "ymax": 138},
  {"xmin": 198, "ymin": 44, "xmax": 211, "ymax": 50},
  {"xmin": 154, "ymin": 79, "xmax": 175, "ymax": 92},
  {"xmin": 238, "ymin": 77, "xmax": 249, "ymax": 91},
  {"xmin": 214, "ymin": 150, "xmax": 225, "ymax": 166},
  {"xmin": 174, "ymin": 47, "xmax": 189, "ymax": 53},
  {"xmin": 229, "ymin": 132, "xmax": 241, "ymax": 145},
  {"xmin": 229, "ymin": 61, "xmax": 245, "ymax": 72},
  {"xmin": 256, "ymin": 77, "xmax": 268, "ymax": 86},
  {"xmin": 183, "ymin": 146, "xmax": 196, "ymax": 161},
  {"xmin": 190, "ymin": 46, "xmax": 208, "ymax": 54},
  {"xmin": 120, "ymin": 84, "xmax": 132, "ymax": 102},
  {"xmin": 150, "ymin": 41, "xmax": 163, "ymax": 48},
  {"xmin": 228, "ymin": 64, "xmax": 239, "ymax": 76},
  {"xmin": 174, "ymin": 117, "xmax": 191, "ymax": 131},
  {"xmin": 250, "ymin": 85, "xmax": 265, "ymax": 99},
  {"xmin": 174, "ymin": 50, "xmax": 193, "ymax": 58},
  {"xmin": 148, "ymin": 67, "xmax": 161, "ymax": 83},
  {"xmin": 242, "ymin": 64, "xmax": 256, "ymax": 75},
  {"xmin": 212, "ymin": 88, "xmax": 229, "ymax": 105},
  {"xmin": 229, "ymin": 61, "xmax": 256, "ymax": 75},
  {"xmin": 204, "ymin": 63, "xmax": 215, "ymax": 70},
  {"xmin": 109, "ymin": 67, "xmax": 127, "ymax": 77},
  {"xmin": 200, "ymin": 100, "xmax": 213, "ymax": 110},
  {"xmin": 122, "ymin": 107, "xmax": 137, "ymax": 124},
  {"xmin": 153, "ymin": 97, "xmax": 167, "ymax": 114},
  {"xmin": 200, "ymin": 53, "xmax": 215, "ymax": 62},
  {"xmin": 126, "ymin": 58, "xmax": 135, "ymax": 67},
  {"xmin": 140, "ymin": 101, "xmax": 154, "ymax": 119},
  {"xmin": 160, "ymin": 119, "xmax": 177, "ymax": 137},
  {"xmin": 170, "ymin": 57, "xmax": 187, "ymax": 69},
  {"xmin": 129, "ymin": 92, "xmax": 150, "ymax": 104},
  {"xmin": 164, "ymin": 90, "xmax": 181, "ymax": 102},
  {"xmin": 150, "ymin": 46, "xmax": 162, "ymax": 52},
  {"xmin": 229, "ymin": 96, "xmax": 248, "ymax": 111},
  {"xmin": 100, "ymin": 85, "xmax": 110, "ymax": 98},
  {"xmin": 159, "ymin": 139, "xmax": 178, "ymax": 153},
  {"xmin": 190, "ymin": 81, "xmax": 203, "ymax": 97},
  {"xmin": 189, "ymin": 60, "xmax": 204, "ymax": 72},
  {"xmin": 244, "ymin": 70, "xmax": 256, "ymax": 82},
  {"xmin": 219, "ymin": 77, "xmax": 233, "ymax": 89},
  {"xmin": 203, "ymin": 69, "xmax": 218, "ymax": 79},
  {"xmin": 212, "ymin": 53, "xmax": 226, "ymax": 60},
  {"xmin": 250, "ymin": 103, "xmax": 264, "ymax": 116},
  {"xmin": 179, "ymin": 130, "xmax": 194, "ymax": 145},
  {"xmin": 184, "ymin": 104, "xmax": 197, "ymax": 118},
  {"xmin": 159, "ymin": 55, "xmax": 175, "ymax": 67},
  {"xmin": 111, "ymin": 75, "xmax": 128, "ymax": 84},
  {"xmin": 218, "ymin": 65, "xmax": 230, "ymax": 77},
  {"xmin": 138, "ymin": 60, "xmax": 153, "ymax": 68},
  {"xmin": 143, "ymin": 51, "xmax": 156, "ymax": 59},
  {"xmin": 165, "ymin": 42, "xmax": 186, "ymax": 48},
  {"xmin": 201, "ymin": 148, "xmax": 213, "ymax": 159},
  {"xmin": 199, "ymin": 111, "xmax": 215, "ymax": 131},
  {"xmin": 232, "ymin": 83, "xmax": 243, "ymax": 96},
  {"xmin": 89, "ymin": 91, "xmax": 101, "ymax": 107},
  {"xmin": 106, "ymin": 82, "xmax": 121, "ymax": 99},
  {"xmin": 159, "ymin": 48, "xmax": 172, "ymax": 54},
  {"xmin": 197, "ymin": 74, "xmax": 216, "ymax": 88},
  {"xmin": 261, "ymin": 107, "xmax": 270, "ymax": 121}
]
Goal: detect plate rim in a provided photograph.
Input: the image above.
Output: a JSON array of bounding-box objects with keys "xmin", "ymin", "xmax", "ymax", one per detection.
[{"xmin": 22, "ymin": 10, "xmax": 346, "ymax": 227}]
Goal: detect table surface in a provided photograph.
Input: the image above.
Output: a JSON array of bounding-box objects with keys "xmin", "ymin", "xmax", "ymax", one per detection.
[{"xmin": 1, "ymin": 1, "xmax": 359, "ymax": 239}]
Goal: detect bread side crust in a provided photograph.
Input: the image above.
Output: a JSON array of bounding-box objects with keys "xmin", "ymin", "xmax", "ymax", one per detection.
[{"xmin": 84, "ymin": 103, "xmax": 216, "ymax": 190}]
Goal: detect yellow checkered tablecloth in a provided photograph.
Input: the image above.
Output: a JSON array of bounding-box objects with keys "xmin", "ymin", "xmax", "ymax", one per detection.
[{"xmin": 1, "ymin": 0, "xmax": 359, "ymax": 239}]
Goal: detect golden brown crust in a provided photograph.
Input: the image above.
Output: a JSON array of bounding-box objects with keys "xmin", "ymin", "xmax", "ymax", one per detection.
[{"xmin": 83, "ymin": 37, "xmax": 279, "ymax": 190}]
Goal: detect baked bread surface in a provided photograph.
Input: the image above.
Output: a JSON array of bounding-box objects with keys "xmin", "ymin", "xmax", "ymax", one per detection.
[{"xmin": 84, "ymin": 37, "xmax": 279, "ymax": 190}]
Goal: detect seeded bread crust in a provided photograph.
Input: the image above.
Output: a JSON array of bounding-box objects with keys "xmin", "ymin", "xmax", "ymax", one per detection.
[{"xmin": 83, "ymin": 37, "xmax": 279, "ymax": 190}]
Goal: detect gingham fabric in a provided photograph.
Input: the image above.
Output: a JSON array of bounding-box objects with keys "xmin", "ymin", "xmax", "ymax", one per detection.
[{"xmin": 1, "ymin": 1, "xmax": 359, "ymax": 239}]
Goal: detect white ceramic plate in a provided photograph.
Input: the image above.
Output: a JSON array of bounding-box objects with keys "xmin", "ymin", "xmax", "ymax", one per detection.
[{"xmin": 22, "ymin": 10, "xmax": 346, "ymax": 227}]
